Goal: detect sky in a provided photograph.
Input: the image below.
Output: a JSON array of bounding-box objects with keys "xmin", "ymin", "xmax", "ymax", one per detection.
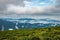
[{"xmin": 0, "ymin": 0, "xmax": 60, "ymax": 20}]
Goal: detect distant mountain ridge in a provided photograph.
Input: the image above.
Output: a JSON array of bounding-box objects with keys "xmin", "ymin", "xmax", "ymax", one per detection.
[
  {"xmin": 5, "ymin": 18, "xmax": 60, "ymax": 24},
  {"xmin": 0, "ymin": 18, "xmax": 60, "ymax": 30}
]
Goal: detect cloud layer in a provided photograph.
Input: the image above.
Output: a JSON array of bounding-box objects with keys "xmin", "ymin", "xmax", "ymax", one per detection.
[
  {"xmin": 6, "ymin": 0, "xmax": 56, "ymax": 14},
  {"xmin": 0, "ymin": 0, "xmax": 60, "ymax": 18}
]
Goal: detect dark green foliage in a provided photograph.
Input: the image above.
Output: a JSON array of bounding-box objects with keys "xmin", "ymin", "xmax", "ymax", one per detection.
[
  {"xmin": 31, "ymin": 37, "xmax": 40, "ymax": 40},
  {"xmin": 0, "ymin": 26, "xmax": 60, "ymax": 40}
]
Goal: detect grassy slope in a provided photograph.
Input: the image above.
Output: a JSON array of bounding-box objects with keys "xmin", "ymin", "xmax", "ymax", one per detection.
[{"xmin": 0, "ymin": 26, "xmax": 60, "ymax": 40}]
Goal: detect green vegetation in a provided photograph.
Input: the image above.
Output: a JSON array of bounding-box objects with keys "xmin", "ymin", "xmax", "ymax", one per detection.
[{"xmin": 0, "ymin": 26, "xmax": 60, "ymax": 40}]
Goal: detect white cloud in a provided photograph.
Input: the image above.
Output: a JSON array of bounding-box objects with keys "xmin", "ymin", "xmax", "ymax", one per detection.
[
  {"xmin": 7, "ymin": 3, "xmax": 53, "ymax": 14},
  {"xmin": 2, "ymin": 0, "xmax": 57, "ymax": 16},
  {"xmin": 0, "ymin": 0, "xmax": 57, "ymax": 15},
  {"xmin": 24, "ymin": 1, "xmax": 32, "ymax": 7},
  {"xmin": 0, "ymin": 0, "xmax": 60, "ymax": 21}
]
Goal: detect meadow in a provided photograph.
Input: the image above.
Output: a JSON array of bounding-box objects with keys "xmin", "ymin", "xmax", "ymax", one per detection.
[{"xmin": 0, "ymin": 26, "xmax": 60, "ymax": 40}]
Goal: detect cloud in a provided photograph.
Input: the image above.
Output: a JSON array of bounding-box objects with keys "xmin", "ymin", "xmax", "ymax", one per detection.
[
  {"xmin": 7, "ymin": 4, "xmax": 53, "ymax": 14},
  {"xmin": 0, "ymin": 0, "xmax": 60, "ymax": 17},
  {"xmin": 0, "ymin": 0, "xmax": 25, "ymax": 11},
  {"xmin": 6, "ymin": 0, "xmax": 56, "ymax": 15}
]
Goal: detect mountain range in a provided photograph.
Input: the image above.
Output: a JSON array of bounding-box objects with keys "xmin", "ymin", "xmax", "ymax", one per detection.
[{"xmin": 0, "ymin": 18, "xmax": 60, "ymax": 30}]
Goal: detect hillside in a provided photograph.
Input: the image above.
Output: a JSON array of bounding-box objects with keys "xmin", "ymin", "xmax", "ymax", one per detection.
[
  {"xmin": 0, "ymin": 26, "xmax": 60, "ymax": 40},
  {"xmin": 0, "ymin": 18, "xmax": 60, "ymax": 30}
]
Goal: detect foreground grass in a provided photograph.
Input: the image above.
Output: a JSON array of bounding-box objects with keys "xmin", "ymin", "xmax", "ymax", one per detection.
[{"xmin": 0, "ymin": 26, "xmax": 60, "ymax": 40}]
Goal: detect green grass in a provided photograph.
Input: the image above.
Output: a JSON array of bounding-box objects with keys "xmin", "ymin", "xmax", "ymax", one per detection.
[{"xmin": 0, "ymin": 26, "xmax": 60, "ymax": 40}]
